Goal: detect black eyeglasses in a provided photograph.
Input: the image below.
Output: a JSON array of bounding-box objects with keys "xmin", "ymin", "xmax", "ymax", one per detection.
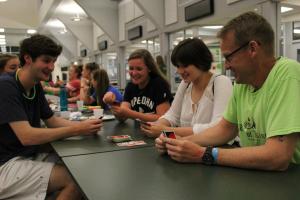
[{"xmin": 224, "ymin": 41, "xmax": 250, "ymax": 62}]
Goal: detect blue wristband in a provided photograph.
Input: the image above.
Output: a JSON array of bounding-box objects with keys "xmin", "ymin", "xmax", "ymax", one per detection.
[{"xmin": 212, "ymin": 147, "xmax": 219, "ymax": 164}]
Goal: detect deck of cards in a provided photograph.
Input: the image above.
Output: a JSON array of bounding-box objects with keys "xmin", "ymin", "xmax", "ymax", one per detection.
[
  {"xmin": 107, "ymin": 135, "xmax": 132, "ymax": 143},
  {"xmin": 116, "ymin": 140, "xmax": 147, "ymax": 147}
]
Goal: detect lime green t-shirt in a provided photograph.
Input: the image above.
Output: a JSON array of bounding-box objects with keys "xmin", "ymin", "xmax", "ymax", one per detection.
[{"xmin": 224, "ymin": 57, "xmax": 300, "ymax": 164}]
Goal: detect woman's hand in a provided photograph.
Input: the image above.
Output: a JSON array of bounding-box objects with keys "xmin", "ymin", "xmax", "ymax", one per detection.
[
  {"xmin": 140, "ymin": 122, "xmax": 167, "ymax": 138},
  {"xmin": 103, "ymin": 92, "xmax": 116, "ymax": 105}
]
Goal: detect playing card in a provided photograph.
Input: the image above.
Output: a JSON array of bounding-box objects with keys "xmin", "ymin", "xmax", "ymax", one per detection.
[{"xmin": 116, "ymin": 140, "xmax": 147, "ymax": 147}]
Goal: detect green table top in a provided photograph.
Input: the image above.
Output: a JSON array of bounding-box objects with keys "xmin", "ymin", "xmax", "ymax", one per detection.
[
  {"xmin": 63, "ymin": 147, "xmax": 300, "ymax": 200},
  {"xmin": 51, "ymin": 119, "xmax": 154, "ymax": 157}
]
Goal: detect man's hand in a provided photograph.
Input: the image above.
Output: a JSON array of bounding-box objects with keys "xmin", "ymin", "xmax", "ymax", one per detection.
[
  {"xmin": 74, "ymin": 119, "xmax": 103, "ymax": 136},
  {"xmin": 162, "ymin": 137, "xmax": 204, "ymax": 163},
  {"xmin": 155, "ymin": 133, "xmax": 168, "ymax": 154}
]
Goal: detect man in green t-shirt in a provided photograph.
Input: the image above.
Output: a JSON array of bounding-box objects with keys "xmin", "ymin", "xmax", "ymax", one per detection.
[{"xmin": 155, "ymin": 11, "xmax": 300, "ymax": 171}]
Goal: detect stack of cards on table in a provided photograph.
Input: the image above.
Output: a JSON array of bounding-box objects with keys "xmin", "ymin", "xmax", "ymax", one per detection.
[
  {"xmin": 116, "ymin": 141, "xmax": 146, "ymax": 147},
  {"xmin": 107, "ymin": 135, "xmax": 132, "ymax": 143},
  {"xmin": 107, "ymin": 135, "xmax": 146, "ymax": 147}
]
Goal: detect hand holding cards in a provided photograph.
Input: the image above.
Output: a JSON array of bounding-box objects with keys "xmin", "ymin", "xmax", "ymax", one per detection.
[
  {"xmin": 162, "ymin": 130, "xmax": 176, "ymax": 139},
  {"xmin": 135, "ymin": 119, "xmax": 151, "ymax": 126}
]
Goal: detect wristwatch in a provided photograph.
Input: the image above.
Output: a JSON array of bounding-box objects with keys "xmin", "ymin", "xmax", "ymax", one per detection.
[{"xmin": 202, "ymin": 146, "xmax": 215, "ymax": 165}]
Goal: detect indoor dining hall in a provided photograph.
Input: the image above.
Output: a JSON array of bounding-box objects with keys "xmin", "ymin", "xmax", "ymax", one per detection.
[{"xmin": 1, "ymin": 0, "xmax": 300, "ymax": 200}]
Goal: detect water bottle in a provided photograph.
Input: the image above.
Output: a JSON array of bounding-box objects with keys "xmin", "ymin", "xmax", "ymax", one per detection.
[{"xmin": 59, "ymin": 84, "xmax": 68, "ymax": 111}]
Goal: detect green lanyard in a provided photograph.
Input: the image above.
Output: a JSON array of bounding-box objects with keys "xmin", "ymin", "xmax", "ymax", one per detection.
[{"xmin": 15, "ymin": 69, "xmax": 36, "ymax": 100}]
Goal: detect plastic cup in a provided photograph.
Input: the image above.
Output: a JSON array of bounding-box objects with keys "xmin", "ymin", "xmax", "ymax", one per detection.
[
  {"xmin": 60, "ymin": 111, "xmax": 70, "ymax": 119},
  {"xmin": 93, "ymin": 108, "xmax": 104, "ymax": 119},
  {"xmin": 76, "ymin": 100, "xmax": 84, "ymax": 111}
]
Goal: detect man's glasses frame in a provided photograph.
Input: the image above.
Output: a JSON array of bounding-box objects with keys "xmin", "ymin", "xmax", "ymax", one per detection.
[{"xmin": 224, "ymin": 41, "xmax": 250, "ymax": 62}]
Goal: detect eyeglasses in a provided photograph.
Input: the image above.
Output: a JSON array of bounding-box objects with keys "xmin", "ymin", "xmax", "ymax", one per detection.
[{"xmin": 224, "ymin": 41, "xmax": 250, "ymax": 62}]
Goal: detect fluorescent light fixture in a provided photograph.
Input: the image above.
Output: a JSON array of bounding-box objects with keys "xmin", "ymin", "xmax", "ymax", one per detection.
[
  {"xmin": 0, "ymin": 38, "xmax": 5, "ymax": 42},
  {"xmin": 59, "ymin": 28, "xmax": 67, "ymax": 34},
  {"xmin": 47, "ymin": 19, "xmax": 65, "ymax": 28},
  {"xmin": 0, "ymin": 28, "xmax": 4, "ymax": 32},
  {"xmin": 74, "ymin": 61, "xmax": 78, "ymax": 65},
  {"xmin": 27, "ymin": 29, "xmax": 37, "ymax": 34},
  {"xmin": 71, "ymin": 13, "xmax": 82, "ymax": 22},
  {"xmin": 202, "ymin": 25, "xmax": 223, "ymax": 29},
  {"xmin": 294, "ymin": 29, "xmax": 300, "ymax": 34},
  {"xmin": 57, "ymin": 2, "xmax": 86, "ymax": 15},
  {"xmin": 176, "ymin": 37, "xmax": 184, "ymax": 41},
  {"xmin": 0, "ymin": 35, "xmax": 5, "ymax": 39},
  {"xmin": 281, "ymin": 6, "xmax": 293, "ymax": 13},
  {"xmin": 0, "ymin": 41, "xmax": 6, "ymax": 45},
  {"xmin": 0, "ymin": 0, "xmax": 8, "ymax": 2},
  {"xmin": 141, "ymin": 40, "xmax": 147, "ymax": 44},
  {"xmin": 71, "ymin": 17, "xmax": 81, "ymax": 22}
]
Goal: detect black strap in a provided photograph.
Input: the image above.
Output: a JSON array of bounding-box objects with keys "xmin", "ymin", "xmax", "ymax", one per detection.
[{"xmin": 212, "ymin": 75, "xmax": 221, "ymax": 95}]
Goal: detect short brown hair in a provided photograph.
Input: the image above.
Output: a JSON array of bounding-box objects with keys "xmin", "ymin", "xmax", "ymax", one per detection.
[
  {"xmin": 217, "ymin": 12, "xmax": 274, "ymax": 55},
  {"xmin": 171, "ymin": 38, "xmax": 213, "ymax": 71},
  {"xmin": 19, "ymin": 34, "xmax": 62, "ymax": 66}
]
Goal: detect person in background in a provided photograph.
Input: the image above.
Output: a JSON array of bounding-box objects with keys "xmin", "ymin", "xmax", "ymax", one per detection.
[
  {"xmin": 66, "ymin": 64, "xmax": 82, "ymax": 102},
  {"xmin": 79, "ymin": 62, "xmax": 99, "ymax": 105},
  {"xmin": 141, "ymin": 38, "xmax": 232, "ymax": 138},
  {"xmin": 156, "ymin": 11, "xmax": 300, "ymax": 171},
  {"xmin": 0, "ymin": 34, "xmax": 102, "ymax": 200},
  {"xmin": 43, "ymin": 64, "xmax": 82, "ymax": 103},
  {"xmin": 156, "ymin": 55, "xmax": 167, "ymax": 76},
  {"xmin": 104, "ymin": 49, "xmax": 172, "ymax": 122},
  {"xmin": 83, "ymin": 69, "xmax": 122, "ymax": 110},
  {"xmin": 0, "ymin": 53, "xmax": 20, "ymax": 74}
]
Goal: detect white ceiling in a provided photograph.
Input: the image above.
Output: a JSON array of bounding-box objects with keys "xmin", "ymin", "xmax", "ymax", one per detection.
[{"xmin": 1, "ymin": 0, "xmax": 300, "ymax": 47}]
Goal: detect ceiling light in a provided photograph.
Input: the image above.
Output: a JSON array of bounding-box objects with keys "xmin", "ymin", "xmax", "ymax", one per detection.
[
  {"xmin": 281, "ymin": 6, "xmax": 293, "ymax": 13},
  {"xmin": 0, "ymin": 35, "xmax": 5, "ymax": 39},
  {"xmin": 0, "ymin": 0, "xmax": 8, "ymax": 2},
  {"xmin": 71, "ymin": 13, "xmax": 82, "ymax": 22},
  {"xmin": 59, "ymin": 28, "xmax": 67, "ymax": 34},
  {"xmin": 0, "ymin": 41, "xmax": 6, "ymax": 45},
  {"xmin": 0, "ymin": 28, "xmax": 4, "ymax": 32},
  {"xmin": 47, "ymin": 19, "xmax": 65, "ymax": 28},
  {"xmin": 27, "ymin": 29, "xmax": 37, "ymax": 34},
  {"xmin": 202, "ymin": 25, "xmax": 223, "ymax": 29},
  {"xmin": 0, "ymin": 38, "xmax": 5, "ymax": 42}
]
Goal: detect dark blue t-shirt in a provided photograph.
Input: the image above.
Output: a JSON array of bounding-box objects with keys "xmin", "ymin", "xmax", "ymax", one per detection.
[
  {"xmin": 124, "ymin": 76, "xmax": 172, "ymax": 113},
  {"xmin": 0, "ymin": 72, "xmax": 53, "ymax": 164}
]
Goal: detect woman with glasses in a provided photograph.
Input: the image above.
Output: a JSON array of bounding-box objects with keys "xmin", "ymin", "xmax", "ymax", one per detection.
[{"xmin": 141, "ymin": 38, "xmax": 233, "ymax": 137}]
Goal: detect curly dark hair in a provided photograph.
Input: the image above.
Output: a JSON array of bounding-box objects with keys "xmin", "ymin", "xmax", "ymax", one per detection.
[{"xmin": 19, "ymin": 34, "xmax": 62, "ymax": 66}]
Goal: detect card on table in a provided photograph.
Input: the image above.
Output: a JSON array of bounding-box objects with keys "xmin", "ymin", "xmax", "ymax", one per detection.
[
  {"xmin": 116, "ymin": 140, "xmax": 147, "ymax": 147},
  {"xmin": 107, "ymin": 135, "xmax": 132, "ymax": 143}
]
